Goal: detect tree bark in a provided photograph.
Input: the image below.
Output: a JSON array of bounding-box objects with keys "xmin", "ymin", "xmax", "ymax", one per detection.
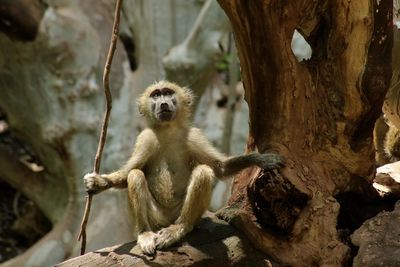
[
  {"xmin": 217, "ymin": 0, "xmax": 392, "ymax": 266},
  {"xmin": 56, "ymin": 216, "xmax": 280, "ymax": 267}
]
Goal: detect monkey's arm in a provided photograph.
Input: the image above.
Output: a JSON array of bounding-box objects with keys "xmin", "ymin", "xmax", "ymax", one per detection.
[
  {"xmin": 84, "ymin": 129, "xmax": 158, "ymax": 193},
  {"xmin": 187, "ymin": 128, "xmax": 227, "ymax": 174},
  {"xmin": 188, "ymin": 128, "xmax": 284, "ymax": 179}
]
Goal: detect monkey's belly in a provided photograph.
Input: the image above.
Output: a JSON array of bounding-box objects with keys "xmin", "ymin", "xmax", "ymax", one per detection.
[{"xmin": 147, "ymin": 170, "xmax": 190, "ymax": 209}]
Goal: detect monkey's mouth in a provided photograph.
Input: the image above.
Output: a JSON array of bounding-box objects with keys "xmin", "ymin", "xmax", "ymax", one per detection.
[
  {"xmin": 158, "ymin": 110, "xmax": 172, "ymax": 115},
  {"xmin": 157, "ymin": 110, "xmax": 174, "ymax": 121}
]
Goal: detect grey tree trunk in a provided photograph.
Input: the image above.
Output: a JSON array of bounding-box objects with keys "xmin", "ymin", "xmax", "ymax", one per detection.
[
  {"xmin": 0, "ymin": 1, "xmax": 135, "ymax": 265},
  {"xmin": 0, "ymin": 0, "xmax": 234, "ymax": 266}
]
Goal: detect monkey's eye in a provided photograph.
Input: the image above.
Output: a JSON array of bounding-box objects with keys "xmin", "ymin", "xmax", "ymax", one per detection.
[
  {"xmin": 151, "ymin": 90, "xmax": 161, "ymax": 98},
  {"xmin": 162, "ymin": 88, "xmax": 175, "ymax": 96}
]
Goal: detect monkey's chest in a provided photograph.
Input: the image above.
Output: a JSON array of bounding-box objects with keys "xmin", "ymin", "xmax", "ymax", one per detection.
[{"xmin": 146, "ymin": 157, "xmax": 192, "ymax": 208}]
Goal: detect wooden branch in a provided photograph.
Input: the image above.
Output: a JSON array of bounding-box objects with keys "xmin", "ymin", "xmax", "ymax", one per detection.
[
  {"xmin": 163, "ymin": 0, "xmax": 230, "ymax": 108},
  {"xmin": 77, "ymin": 194, "xmax": 92, "ymax": 255},
  {"xmin": 77, "ymin": 0, "xmax": 123, "ymax": 255},
  {"xmin": 59, "ymin": 216, "xmax": 279, "ymax": 267},
  {"xmin": 0, "ymin": 142, "xmax": 46, "ymax": 211},
  {"xmin": 184, "ymin": 0, "xmax": 213, "ymax": 48}
]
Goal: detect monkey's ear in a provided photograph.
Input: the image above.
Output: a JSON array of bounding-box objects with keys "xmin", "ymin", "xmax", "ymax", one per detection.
[
  {"xmin": 137, "ymin": 98, "xmax": 145, "ymax": 115},
  {"xmin": 138, "ymin": 105, "xmax": 144, "ymax": 115},
  {"xmin": 187, "ymin": 95, "xmax": 193, "ymax": 106},
  {"xmin": 184, "ymin": 89, "xmax": 194, "ymax": 106}
]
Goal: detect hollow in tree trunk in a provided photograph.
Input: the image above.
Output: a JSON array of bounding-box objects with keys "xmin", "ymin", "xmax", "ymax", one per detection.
[{"xmin": 217, "ymin": 1, "xmax": 392, "ymax": 266}]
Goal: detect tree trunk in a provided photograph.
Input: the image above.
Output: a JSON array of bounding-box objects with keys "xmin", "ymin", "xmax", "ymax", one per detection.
[
  {"xmin": 162, "ymin": 0, "xmax": 230, "ymax": 108},
  {"xmin": 217, "ymin": 0, "xmax": 392, "ymax": 266},
  {"xmin": 0, "ymin": 1, "xmax": 135, "ymax": 265},
  {"xmin": 0, "ymin": 0, "xmax": 239, "ymax": 265}
]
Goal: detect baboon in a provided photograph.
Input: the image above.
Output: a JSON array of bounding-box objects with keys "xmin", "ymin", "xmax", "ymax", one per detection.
[
  {"xmin": 374, "ymin": 115, "xmax": 400, "ymax": 165},
  {"xmin": 84, "ymin": 80, "xmax": 284, "ymax": 254}
]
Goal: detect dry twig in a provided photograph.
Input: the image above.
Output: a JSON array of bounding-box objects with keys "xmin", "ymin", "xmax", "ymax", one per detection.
[{"xmin": 77, "ymin": 0, "xmax": 123, "ymax": 255}]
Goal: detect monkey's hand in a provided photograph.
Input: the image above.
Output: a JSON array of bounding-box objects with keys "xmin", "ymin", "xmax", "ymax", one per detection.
[{"xmin": 83, "ymin": 173, "xmax": 109, "ymax": 194}]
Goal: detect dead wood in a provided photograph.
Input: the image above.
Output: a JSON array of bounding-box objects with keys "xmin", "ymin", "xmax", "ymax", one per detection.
[{"xmin": 58, "ymin": 216, "xmax": 280, "ymax": 267}]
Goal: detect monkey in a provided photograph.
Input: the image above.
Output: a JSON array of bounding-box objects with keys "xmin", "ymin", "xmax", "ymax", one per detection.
[
  {"xmin": 84, "ymin": 80, "xmax": 284, "ymax": 255},
  {"xmin": 382, "ymin": 118, "xmax": 400, "ymax": 162},
  {"xmin": 374, "ymin": 115, "xmax": 400, "ymax": 165},
  {"xmin": 374, "ymin": 115, "xmax": 391, "ymax": 165}
]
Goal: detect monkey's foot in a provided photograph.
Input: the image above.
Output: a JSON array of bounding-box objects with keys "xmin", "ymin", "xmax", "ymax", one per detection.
[
  {"xmin": 137, "ymin": 231, "xmax": 157, "ymax": 255},
  {"xmin": 155, "ymin": 224, "xmax": 190, "ymax": 250}
]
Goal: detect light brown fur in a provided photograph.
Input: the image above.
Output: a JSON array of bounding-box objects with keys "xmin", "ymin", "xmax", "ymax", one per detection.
[
  {"xmin": 374, "ymin": 115, "xmax": 400, "ymax": 165},
  {"xmin": 84, "ymin": 81, "xmax": 283, "ymax": 254},
  {"xmin": 383, "ymin": 121, "xmax": 400, "ymax": 162},
  {"xmin": 374, "ymin": 116, "xmax": 390, "ymax": 165}
]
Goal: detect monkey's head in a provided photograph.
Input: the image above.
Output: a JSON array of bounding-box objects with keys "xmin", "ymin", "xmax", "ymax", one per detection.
[{"xmin": 138, "ymin": 81, "xmax": 193, "ymax": 127}]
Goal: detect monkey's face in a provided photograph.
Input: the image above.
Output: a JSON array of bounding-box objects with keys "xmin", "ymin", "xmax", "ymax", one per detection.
[
  {"xmin": 138, "ymin": 81, "xmax": 193, "ymax": 127},
  {"xmin": 149, "ymin": 87, "xmax": 178, "ymax": 122}
]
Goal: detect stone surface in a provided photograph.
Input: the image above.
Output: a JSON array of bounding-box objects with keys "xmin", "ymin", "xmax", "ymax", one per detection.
[{"xmin": 351, "ymin": 201, "xmax": 400, "ymax": 267}]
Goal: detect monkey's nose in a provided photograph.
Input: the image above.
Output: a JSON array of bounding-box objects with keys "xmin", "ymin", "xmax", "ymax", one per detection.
[{"xmin": 160, "ymin": 103, "xmax": 169, "ymax": 111}]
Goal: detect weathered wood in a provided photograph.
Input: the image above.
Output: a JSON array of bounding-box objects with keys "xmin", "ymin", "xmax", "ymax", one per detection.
[
  {"xmin": 217, "ymin": 0, "xmax": 393, "ymax": 266},
  {"xmin": 57, "ymin": 217, "xmax": 279, "ymax": 267}
]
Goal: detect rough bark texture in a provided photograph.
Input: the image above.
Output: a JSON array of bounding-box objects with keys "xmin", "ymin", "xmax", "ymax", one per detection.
[
  {"xmin": 56, "ymin": 216, "xmax": 279, "ymax": 267},
  {"xmin": 217, "ymin": 0, "xmax": 392, "ymax": 266},
  {"xmin": 354, "ymin": 5, "xmax": 400, "ymax": 266}
]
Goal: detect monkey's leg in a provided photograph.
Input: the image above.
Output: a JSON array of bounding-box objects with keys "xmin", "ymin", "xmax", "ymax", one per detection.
[
  {"xmin": 155, "ymin": 165, "xmax": 213, "ymax": 249},
  {"xmin": 127, "ymin": 169, "xmax": 159, "ymax": 254}
]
